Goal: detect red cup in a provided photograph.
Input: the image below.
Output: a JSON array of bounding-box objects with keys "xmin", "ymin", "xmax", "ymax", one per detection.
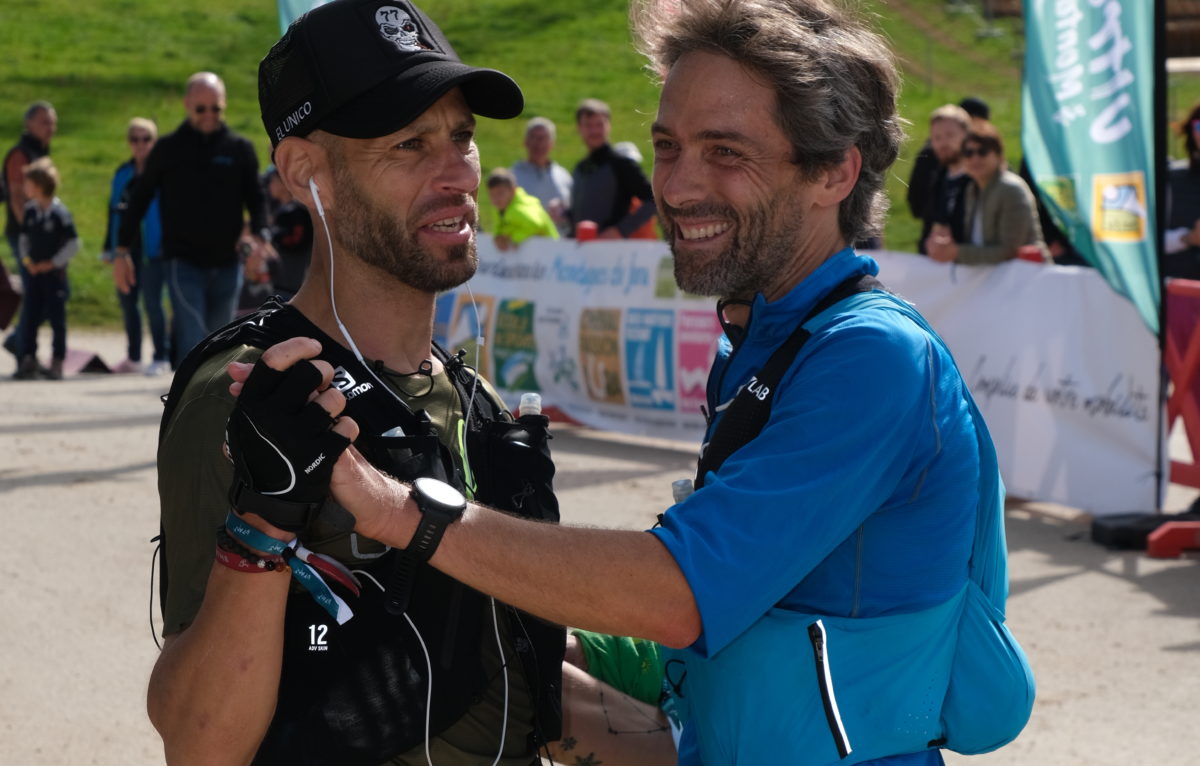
[
  {"xmin": 575, "ymin": 220, "xmax": 598, "ymax": 242},
  {"xmin": 1017, "ymin": 244, "xmax": 1044, "ymax": 263}
]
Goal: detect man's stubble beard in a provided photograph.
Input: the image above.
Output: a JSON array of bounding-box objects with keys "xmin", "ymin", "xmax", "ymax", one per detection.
[
  {"xmin": 329, "ymin": 162, "xmax": 478, "ymax": 293},
  {"xmin": 661, "ymin": 192, "xmax": 805, "ymax": 299}
]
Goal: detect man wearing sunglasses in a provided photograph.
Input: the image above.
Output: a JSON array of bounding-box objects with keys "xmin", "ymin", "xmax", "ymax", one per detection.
[{"xmin": 115, "ymin": 71, "xmax": 271, "ymax": 361}]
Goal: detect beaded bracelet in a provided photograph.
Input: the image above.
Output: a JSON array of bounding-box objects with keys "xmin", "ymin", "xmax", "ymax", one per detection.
[{"xmin": 215, "ymin": 527, "xmax": 290, "ymax": 573}]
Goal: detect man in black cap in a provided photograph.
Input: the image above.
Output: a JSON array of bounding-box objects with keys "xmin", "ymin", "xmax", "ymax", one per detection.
[{"xmin": 145, "ymin": 2, "xmax": 566, "ymax": 763}]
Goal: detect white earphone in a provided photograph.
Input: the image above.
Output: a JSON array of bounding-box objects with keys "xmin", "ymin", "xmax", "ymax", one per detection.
[
  {"xmin": 303, "ymin": 173, "xmax": 504, "ymax": 766},
  {"xmin": 308, "ymin": 177, "xmax": 326, "ymax": 220}
]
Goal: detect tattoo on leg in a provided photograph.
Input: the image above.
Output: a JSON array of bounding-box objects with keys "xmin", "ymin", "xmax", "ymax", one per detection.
[
  {"xmin": 574, "ymin": 754, "xmax": 602, "ymax": 766},
  {"xmin": 560, "ymin": 735, "xmax": 577, "ymax": 751}
]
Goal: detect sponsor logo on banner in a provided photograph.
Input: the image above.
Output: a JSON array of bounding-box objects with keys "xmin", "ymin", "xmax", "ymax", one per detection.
[
  {"xmin": 624, "ymin": 309, "xmax": 675, "ymax": 410},
  {"xmin": 677, "ymin": 310, "xmax": 722, "ymax": 417},
  {"xmin": 1092, "ymin": 171, "xmax": 1147, "ymax": 243},
  {"xmin": 1038, "ymin": 176, "xmax": 1079, "ymax": 215},
  {"xmin": 494, "ymin": 299, "xmax": 539, "ymax": 391},
  {"xmin": 579, "ymin": 308, "xmax": 626, "ymax": 404}
]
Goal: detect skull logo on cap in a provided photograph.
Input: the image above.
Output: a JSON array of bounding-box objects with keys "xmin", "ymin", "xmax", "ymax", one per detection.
[{"xmin": 376, "ymin": 6, "xmax": 421, "ymax": 51}]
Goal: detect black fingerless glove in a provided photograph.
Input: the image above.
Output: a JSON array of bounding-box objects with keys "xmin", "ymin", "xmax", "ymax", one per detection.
[{"xmin": 226, "ymin": 357, "xmax": 351, "ymax": 532}]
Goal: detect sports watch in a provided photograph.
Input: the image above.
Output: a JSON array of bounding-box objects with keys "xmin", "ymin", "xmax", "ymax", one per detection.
[{"xmin": 385, "ymin": 477, "xmax": 467, "ymax": 615}]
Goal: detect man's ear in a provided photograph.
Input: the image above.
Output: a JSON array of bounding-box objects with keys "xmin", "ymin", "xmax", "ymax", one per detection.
[
  {"xmin": 275, "ymin": 136, "xmax": 332, "ymax": 214},
  {"xmin": 815, "ymin": 145, "xmax": 862, "ymax": 209}
]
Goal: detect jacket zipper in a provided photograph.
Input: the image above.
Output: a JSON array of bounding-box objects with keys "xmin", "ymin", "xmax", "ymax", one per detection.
[{"xmin": 807, "ymin": 619, "xmax": 853, "ymax": 759}]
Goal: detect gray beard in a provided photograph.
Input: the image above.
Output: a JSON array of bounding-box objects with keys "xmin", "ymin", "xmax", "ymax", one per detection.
[
  {"xmin": 330, "ymin": 164, "xmax": 478, "ymax": 293},
  {"xmin": 662, "ymin": 199, "xmax": 804, "ymax": 299}
]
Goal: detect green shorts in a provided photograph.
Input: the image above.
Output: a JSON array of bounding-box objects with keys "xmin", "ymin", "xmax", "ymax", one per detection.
[{"xmin": 571, "ymin": 629, "xmax": 666, "ymax": 707}]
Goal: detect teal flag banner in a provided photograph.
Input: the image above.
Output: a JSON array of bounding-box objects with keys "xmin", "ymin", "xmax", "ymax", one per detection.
[
  {"xmin": 1022, "ymin": 0, "xmax": 1159, "ymax": 332},
  {"xmin": 278, "ymin": 0, "xmax": 329, "ymax": 33}
]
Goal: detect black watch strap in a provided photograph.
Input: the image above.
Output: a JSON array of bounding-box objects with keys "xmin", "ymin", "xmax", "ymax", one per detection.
[
  {"xmin": 384, "ymin": 479, "xmax": 465, "ymax": 615},
  {"xmin": 385, "ymin": 514, "xmax": 448, "ymax": 615}
]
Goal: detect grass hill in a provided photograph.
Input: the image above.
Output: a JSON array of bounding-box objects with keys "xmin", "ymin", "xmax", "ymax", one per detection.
[{"xmin": 1, "ymin": 0, "xmax": 1195, "ymax": 328}]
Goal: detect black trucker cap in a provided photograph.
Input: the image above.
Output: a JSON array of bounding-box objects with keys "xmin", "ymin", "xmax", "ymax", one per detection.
[{"xmin": 259, "ymin": 0, "xmax": 524, "ymax": 147}]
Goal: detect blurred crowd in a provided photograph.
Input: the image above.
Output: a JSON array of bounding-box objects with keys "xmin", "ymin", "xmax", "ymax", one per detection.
[
  {"xmin": 8, "ymin": 76, "xmax": 1199, "ymax": 381},
  {"xmin": 0, "ymin": 76, "xmax": 668, "ymax": 381}
]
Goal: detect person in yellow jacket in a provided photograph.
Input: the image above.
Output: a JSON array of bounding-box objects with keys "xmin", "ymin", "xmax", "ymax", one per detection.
[{"xmin": 486, "ymin": 167, "xmax": 558, "ymax": 250}]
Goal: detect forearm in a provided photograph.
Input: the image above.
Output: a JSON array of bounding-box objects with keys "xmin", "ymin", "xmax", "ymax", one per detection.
[
  {"xmin": 439, "ymin": 508, "xmax": 699, "ymax": 646},
  {"xmin": 50, "ymin": 237, "xmax": 79, "ymax": 268},
  {"xmin": 345, "ymin": 459, "xmax": 701, "ymax": 647},
  {"xmin": 617, "ymin": 199, "xmax": 656, "ymax": 237},
  {"xmin": 147, "ymin": 564, "xmax": 290, "ymax": 765},
  {"xmin": 5, "ymin": 165, "xmax": 25, "ymax": 223}
]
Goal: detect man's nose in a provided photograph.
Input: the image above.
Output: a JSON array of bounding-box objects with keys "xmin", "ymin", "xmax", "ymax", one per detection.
[
  {"xmin": 435, "ymin": 145, "xmax": 479, "ymax": 194},
  {"xmin": 655, "ymin": 151, "xmax": 707, "ymax": 210}
]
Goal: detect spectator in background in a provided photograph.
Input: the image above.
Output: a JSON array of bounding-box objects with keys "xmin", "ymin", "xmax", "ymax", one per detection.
[
  {"xmin": 104, "ymin": 118, "xmax": 171, "ymax": 375},
  {"xmin": 906, "ymin": 97, "xmax": 987, "ymax": 252},
  {"xmin": 568, "ymin": 98, "xmax": 656, "ymax": 239},
  {"xmin": 239, "ymin": 166, "xmax": 316, "ymax": 311},
  {"xmin": 486, "ymin": 167, "xmax": 558, "ymax": 250},
  {"xmin": 14, "ymin": 158, "xmax": 78, "ymax": 380},
  {"xmin": 612, "ymin": 141, "xmax": 660, "ymax": 239},
  {"xmin": 911, "ymin": 105, "xmax": 971, "ymax": 254},
  {"xmin": 959, "ymin": 96, "xmax": 990, "ymax": 122},
  {"xmin": 3, "ymin": 101, "xmax": 57, "ymax": 364},
  {"xmin": 1017, "ymin": 158, "xmax": 1086, "ymax": 267},
  {"xmin": 1165, "ymin": 101, "xmax": 1200, "ymax": 279},
  {"xmin": 926, "ymin": 121, "xmax": 1047, "ymax": 264},
  {"xmin": 263, "ymin": 166, "xmax": 312, "ymax": 299},
  {"xmin": 114, "ymin": 72, "xmax": 271, "ymax": 358},
  {"xmin": 512, "ymin": 116, "xmax": 573, "ymax": 236}
]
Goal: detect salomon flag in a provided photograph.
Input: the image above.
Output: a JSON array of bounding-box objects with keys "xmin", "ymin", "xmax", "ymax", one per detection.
[{"xmin": 1022, "ymin": 0, "xmax": 1159, "ymax": 331}]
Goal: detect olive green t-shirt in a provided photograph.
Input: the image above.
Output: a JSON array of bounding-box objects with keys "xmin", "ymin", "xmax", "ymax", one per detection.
[{"xmin": 157, "ymin": 344, "xmax": 537, "ymax": 764}]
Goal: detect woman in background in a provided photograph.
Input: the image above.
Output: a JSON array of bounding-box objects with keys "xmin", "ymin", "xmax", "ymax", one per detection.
[
  {"xmin": 925, "ymin": 121, "xmax": 1047, "ymax": 264},
  {"xmin": 104, "ymin": 117, "xmax": 170, "ymax": 375}
]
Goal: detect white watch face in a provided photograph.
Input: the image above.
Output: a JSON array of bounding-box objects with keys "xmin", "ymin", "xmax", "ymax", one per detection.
[{"xmin": 414, "ymin": 477, "xmax": 466, "ymax": 509}]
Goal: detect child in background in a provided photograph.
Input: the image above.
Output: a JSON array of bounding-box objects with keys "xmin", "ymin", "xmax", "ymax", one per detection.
[
  {"xmin": 14, "ymin": 157, "xmax": 79, "ymax": 380},
  {"xmin": 486, "ymin": 167, "xmax": 558, "ymax": 251}
]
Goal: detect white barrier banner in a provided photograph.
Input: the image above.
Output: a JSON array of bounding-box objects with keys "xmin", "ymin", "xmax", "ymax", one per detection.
[{"xmin": 440, "ymin": 236, "xmax": 1161, "ymax": 516}]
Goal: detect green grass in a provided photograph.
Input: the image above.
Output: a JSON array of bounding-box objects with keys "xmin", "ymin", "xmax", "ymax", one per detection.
[{"xmin": 0, "ymin": 0, "xmax": 1191, "ymax": 327}]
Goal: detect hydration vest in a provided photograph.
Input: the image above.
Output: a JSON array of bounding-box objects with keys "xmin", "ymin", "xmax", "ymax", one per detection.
[
  {"xmin": 671, "ymin": 282, "xmax": 1034, "ymax": 765},
  {"xmin": 158, "ymin": 297, "xmax": 564, "ymax": 765}
]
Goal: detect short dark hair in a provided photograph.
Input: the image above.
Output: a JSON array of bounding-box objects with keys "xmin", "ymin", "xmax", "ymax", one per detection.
[
  {"xmin": 958, "ymin": 96, "xmax": 990, "ymax": 121},
  {"xmin": 486, "ymin": 166, "xmax": 516, "ymax": 189},
  {"xmin": 964, "ymin": 120, "xmax": 1004, "ymax": 157}
]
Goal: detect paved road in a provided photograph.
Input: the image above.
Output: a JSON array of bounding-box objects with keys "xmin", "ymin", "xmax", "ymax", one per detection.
[{"xmin": 2, "ymin": 330, "xmax": 1196, "ymax": 765}]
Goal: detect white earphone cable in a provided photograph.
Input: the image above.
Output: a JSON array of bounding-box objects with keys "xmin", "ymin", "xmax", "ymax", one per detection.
[{"xmin": 316, "ymin": 183, "xmax": 508, "ymax": 766}]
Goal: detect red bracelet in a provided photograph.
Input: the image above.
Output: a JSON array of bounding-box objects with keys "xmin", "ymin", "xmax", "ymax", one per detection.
[{"xmin": 214, "ymin": 542, "xmax": 289, "ymax": 573}]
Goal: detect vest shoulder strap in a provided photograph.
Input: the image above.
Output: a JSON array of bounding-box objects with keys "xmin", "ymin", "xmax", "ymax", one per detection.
[{"xmin": 694, "ymin": 274, "xmax": 883, "ymax": 488}]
